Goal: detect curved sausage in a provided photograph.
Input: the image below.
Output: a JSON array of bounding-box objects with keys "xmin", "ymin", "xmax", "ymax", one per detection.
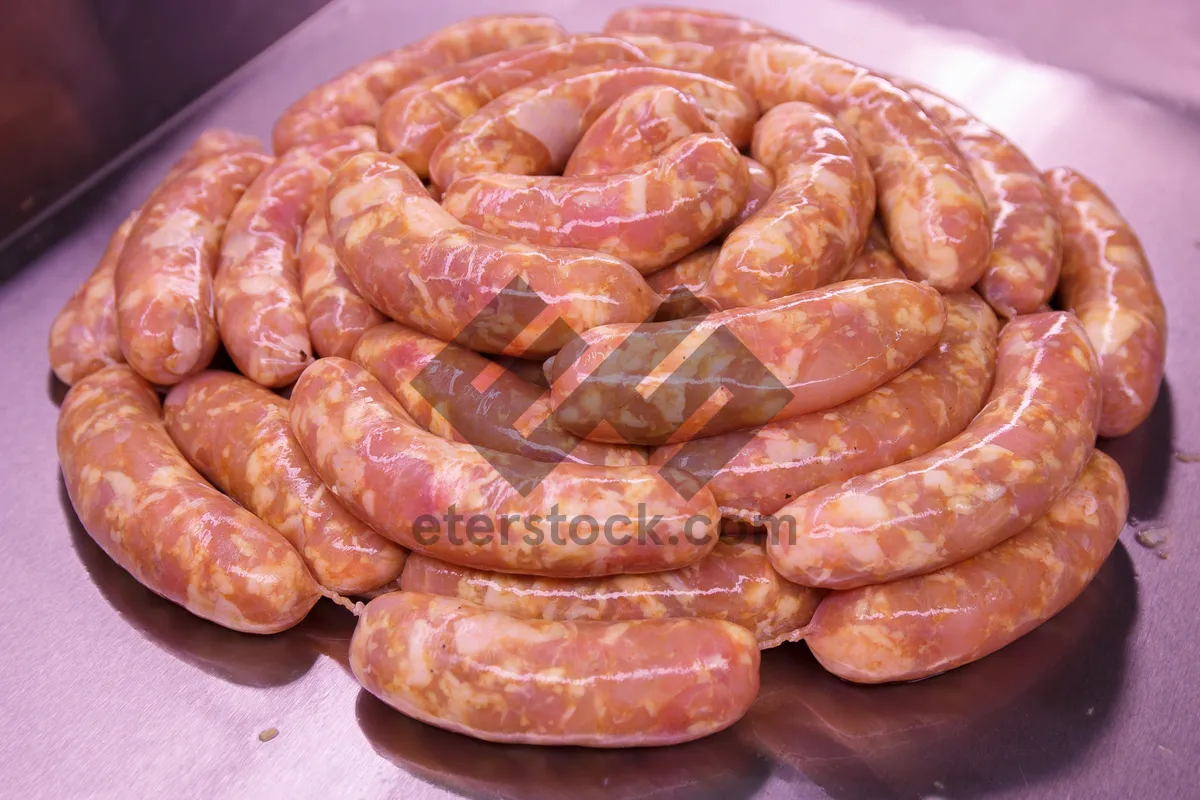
[
  {"xmin": 49, "ymin": 130, "xmax": 262, "ymax": 387},
  {"xmin": 647, "ymin": 245, "xmax": 719, "ymax": 320},
  {"xmin": 350, "ymin": 592, "xmax": 760, "ymax": 746},
  {"xmin": 163, "ymin": 371, "xmax": 407, "ymax": 595},
  {"xmin": 428, "ymin": 63, "xmax": 759, "ymax": 189},
  {"xmin": 699, "ymin": 101, "xmax": 875, "ymax": 309},
  {"xmin": 291, "ymin": 358, "xmax": 719, "ymax": 577},
  {"xmin": 378, "ymin": 36, "xmax": 646, "ymax": 177},
  {"xmin": 604, "ymin": 7, "xmax": 780, "ymax": 43},
  {"xmin": 491, "ymin": 354, "xmax": 551, "ymax": 389},
  {"xmin": 58, "ymin": 366, "xmax": 318, "ymax": 633},
  {"xmin": 614, "ymin": 33, "xmax": 715, "ymax": 71},
  {"xmin": 712, "ymin": 40, "xmax": 991, "ymax": 292},
  {"xmin": 844, "ymin": 219, "xmax": 904, "ymax": 280},
  {"xmin": 1044, "ymin": 167, "xmax": 1167, "ymax": 437},
  {"xmin": 327, "ymin": 152, "xmax": 659, "ymax": 357},
  {"xmin": 49, "ymin": 212, "xmax": 137, "ymax": 386},
  {"xmin": 804, "ymin": 450, "xmax": 1127, "ymax": 683},
  {"xmin": 272, "ymin": 14, "xmax": 566, "ymax": 153},
  {"xmin": 215, "ymin": 127, "xmax": 376, "ymax": 387},
  {"xmin": 548, "ymin": 278, "xmax": 947, "ymax": 445},
  {"xmin": 351, "ymin": 323, "xmax": 645, "ymax": 467},
  {"xmin": 768, "ymin": 311, "xmax": 1101, "ymax": 589},
  {"xmin": 400, "ymin": 537, "xmax": 822, "ymax": 648},
  {"xmin": 729, "ymin": 157, "xmax": 776, "ymax": 231},
  {"xmin": 298, "ymin": 206, "xmax": 386, "ymax": 359},
  {"xmin": 441, "ymin": 131, "xmax": 750, "ymax": 274},
  {"xmin": 899, "ymin": 81, "xmax": 1063, "ymax": 317},
  {"xmin": 653, "ymin": 292, "xmax": 999, "ymax": 521},
  {"xmin": 115, "ymin": 151, "xmax": 272, "ymax": 385}
]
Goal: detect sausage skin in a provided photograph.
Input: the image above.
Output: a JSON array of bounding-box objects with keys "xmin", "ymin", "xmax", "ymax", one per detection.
[
  {"xmin": 58, "ymin": 366, "xmax": 318, "ymax": 632},
  {"xmin": 805, "ymin": 451, "xmax": 1127, "ymax": 683},
  {"xmin": 604, "ymin": 7, "xmax": 780, "ymax": 43},
  {"xmin": 350, "ymin": 592, "xmax": 760, "ymax": 746},
  {"xmin": 768, "ymin": 311, "xmax": 1101, "ymax": 589},
  {"xmin": 163, "ymin": 371, "xmax": 407, "ymax": 594}
]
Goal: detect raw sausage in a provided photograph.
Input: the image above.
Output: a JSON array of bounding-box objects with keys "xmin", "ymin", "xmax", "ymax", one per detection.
[
  {"xmin": 804, "ymin": 451, "xmax": 1127, "ymax": 683},
  {"xmin": 429, "ymin": 63, "xmax": 759, "ymax": 189},
  {"xmin": 49, "ymin": 130, "xmax": 263, "ymax": 386},
  {"xmin": 768, "ymin": 311, "xmax": 1101, "ymax": 589},
  {"xmin": 327, "ymin": 152, "xmax": 659, "ymax": 357},
  {"xmin": 899, "ymin": 81, "xmax": 1062, "ymax": 317},
  {"xmin": 548, "ymin": 278, "xmax": 946, "ymax": 445},
  {"xmin": 298, "ymin": 205, "xmax": 386, "ymax": 359},
  {"xmin": 352, "ymin": 323, "xmax": 644, "ymax": 466},
  {"xmin": 654, "ymin": 291, "xmax": 999, "ymax": 522},
  {"xmin": 843, "ymin": 219, "xmax": 904, "ymax": 280},
  {"xmin": 215, "ymin": 127, "xmax": 376, "ymax": 387},
  {"xmin": 115, "ymin": 150, "xmax": 271, "ymax": 385},
  {"xmin": 699, "ymin": 101, "xmax": 875, "ymax": 309},
  {"xmin": 379, "ymin": 36, "xmax": 646, "ymax": 177},
  {"xmin": 441, "ymin": 131, "xmax": 750, "ymax": 274},
  {"xmin": 350, "ymin": 592, "xmax": 760, "ymax": 746},
  {"xmin": 1044, "ymin": 167, "xmax": 1167, "ymax": 437},
  {"xmin": 163, "ymin": 371, "xmax": 407, "ymax": 594},
  {"xmin": 290, "ymin": 358, "xmax": 719, "ymax": 577},
  {"xmin": 614, "ymin": 34, "xmax": 715, "ymax": 71},
  {"xmin": 711, "ymin": 40, "xmax": 991, "ymax": 292},
  {"xmin": 647, "ymin": 246, "xmax": 719, "ymax": 320},
  {"xmin": 400, "ymin": 537, "xmax": 822, "ymax": 648},
  {"xmin": 272, "ymin": 14, "xmax": 566, "ymax": 153},
  {"xmin": 604, "ymin": 7, "xmax": 780, "ymax": 43},
  {"xmin": 58, "ymin": 366, "xmax": 318, "ymax": 633}
]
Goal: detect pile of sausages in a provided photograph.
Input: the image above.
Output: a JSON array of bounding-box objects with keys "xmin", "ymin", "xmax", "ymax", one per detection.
[{"xmin": 49, "ymin": 7, "xmax": 1165, "ymax": 748}]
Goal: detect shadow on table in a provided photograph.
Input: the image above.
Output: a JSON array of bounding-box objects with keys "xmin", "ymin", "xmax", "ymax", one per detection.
[
  {"xmin": 1101, "ymin": 379, "xmax": 1174, "ymax": 523},
  {"xmin": 356, "ymin": 690, "xmax": 773, "ymax": 800},
  {"xmin": 742, "ymin": 543, "xmax": 1139, "ymax": 799},
  {"xmin": 62, "ymin": 474, "xmax": 357, "ymax": 688}
]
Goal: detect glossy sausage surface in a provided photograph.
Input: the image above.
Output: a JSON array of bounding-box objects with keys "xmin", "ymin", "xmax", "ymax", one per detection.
[{"xmin": 604, "ymin": 6, "xmax": 780, "ymax": 43}]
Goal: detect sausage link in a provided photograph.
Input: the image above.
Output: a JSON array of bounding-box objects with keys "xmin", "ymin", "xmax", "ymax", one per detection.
[
  {"xmin": 646, "ymin": 245, "xmax": 719, "ymax": 320},
  {"xmin": 1044, "ymin": 167, "xmax": 1167, "ymax": 437},
  {"xmin": 843, "ymin": 219, "xmax": 905, "ymax": 280},
  {"xmin": 548, "ymin": 278, "xmax": 946, "ymax": 445},
  {"xmin": 327, "ymin": 152, "xmax": 659, "ymax": 357},
  {"xmin": 805, "ymin": 451, "xmax": 1127, "ymax": 683},
  {"xmin": 350, "ymin": 592, "xmax": 760, "ymax": 746},
  {"xmin": 115, "ymin": 151, "xmax": 272, "ymax": 385},
  {"xmin": 215, "ymin": 128, "xmax": 376, "ymax": 387},
  {"xmin": 441, "ymin": 132, "xmax": 750, "ymax": 274},
  {"xmin": 291, "ymin": 358, "xmax": 719, "ymax": 577},
  {"xmin": 899, "ymin": 82, "xmax": 1063, "ymax": 317},
  {"xmin": 768, "ymin": 311, "xmax": 1101, "ymax": 589},
  {"xmin": 429, "ymin": 63, "xmax": 759, "ymax": 189},
  {"xmin": 713, "ymin": 40, "xmax": 991, "ymax": 291},
  {"xmin": 614, "ymin": 33, "xmax": 715, "ymax": 70},
  {"xmin": 400, "ymin": 537, "xmax": 823, "ymax": 648},
  {"xmin": 699, "ymin": 102, "xmax": 875, "ymax": 309},
  {"xmin": 49, "ymin": 130, "xmax": 263, "ymax": 386},
  {"xmin": 298, "ymin": 206, "xmax": 386, "ymax": 359},
  {"xmin": 58, "ymin": 366, "xmax": 318, "ymax": 632},
  {"xmin": 604, "ymin": 7, "xmax": 780, "ymax": 43},
  {"xmin": 379, "ymin": 36, "xmax": 646, "ymax": 177},
  {"xmin": 653, "ymin": 292, "xmax": 999, "ymax": 521},
  {"xmin": 163, "ymin": 371, "xmax": 407, "ymax": 594},
  {"xmin": 351, "ymin": 323, "xmax": 645, "ymax": 467},
  {"xmin": 730, "ymin": 157, "xmax": 776, "ymax": 231},
  {"xmin": 491, "ymin": 354, "xmax": 551, "ymax": 388},
  {"xmin": 272, "ymin": 14, "xmax": 566, "ymax": 153},
  {"xmin": 49, "ymin": 212, "xmax": 137, "ymax": 385}
]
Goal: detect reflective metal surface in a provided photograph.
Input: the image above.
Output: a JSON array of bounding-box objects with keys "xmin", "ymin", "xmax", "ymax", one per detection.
[{"xmin": 2, "ymin": 1, "xmax": 1197, "ymax": 797}]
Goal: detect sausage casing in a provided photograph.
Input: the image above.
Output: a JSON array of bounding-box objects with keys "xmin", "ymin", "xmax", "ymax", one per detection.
[
  {"xmin": 768, "ymin": 311, "xmax": 1101, "ymax": 589},
  {"xmin": 400, "ymin": 537, "xmax": 822, "ymax": 648},
  {"xmin": 604, "ymin": 7, "xmax": 780, "ymax": 44},
  {"xmin": 350, "ymin": 592, "xmax": 760, "ymax": 746},
  {"xmin": 163, "ymin": 371, "xmax": 407, "ymax": 594},
  {"xmin": 1044, "ymin": 167, "xmax": 1167, "ymax": 437},
  {"xmin": 58, "ymin": 366, "xmax": 318, "ymax": 632},
  {"xmin": 805, "ymin": 451, "xmax": 1127, "ymax": 683}
]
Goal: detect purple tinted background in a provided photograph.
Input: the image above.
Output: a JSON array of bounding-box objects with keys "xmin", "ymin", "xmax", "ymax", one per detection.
[{"xmin": 1, "ymin": 1, "xmax": 1197, "ymax": 798}]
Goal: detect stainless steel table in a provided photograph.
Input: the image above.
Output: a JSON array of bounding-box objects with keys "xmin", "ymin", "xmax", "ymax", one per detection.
[{"xmin": 2, "ymin": 1, "xmax": 1197, "ymax": 797}]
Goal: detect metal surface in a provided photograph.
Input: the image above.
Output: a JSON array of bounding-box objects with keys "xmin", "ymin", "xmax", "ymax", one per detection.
[{"xmin": 2, "ymin": 1, "xmax": 1197, "ymax": 797}]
